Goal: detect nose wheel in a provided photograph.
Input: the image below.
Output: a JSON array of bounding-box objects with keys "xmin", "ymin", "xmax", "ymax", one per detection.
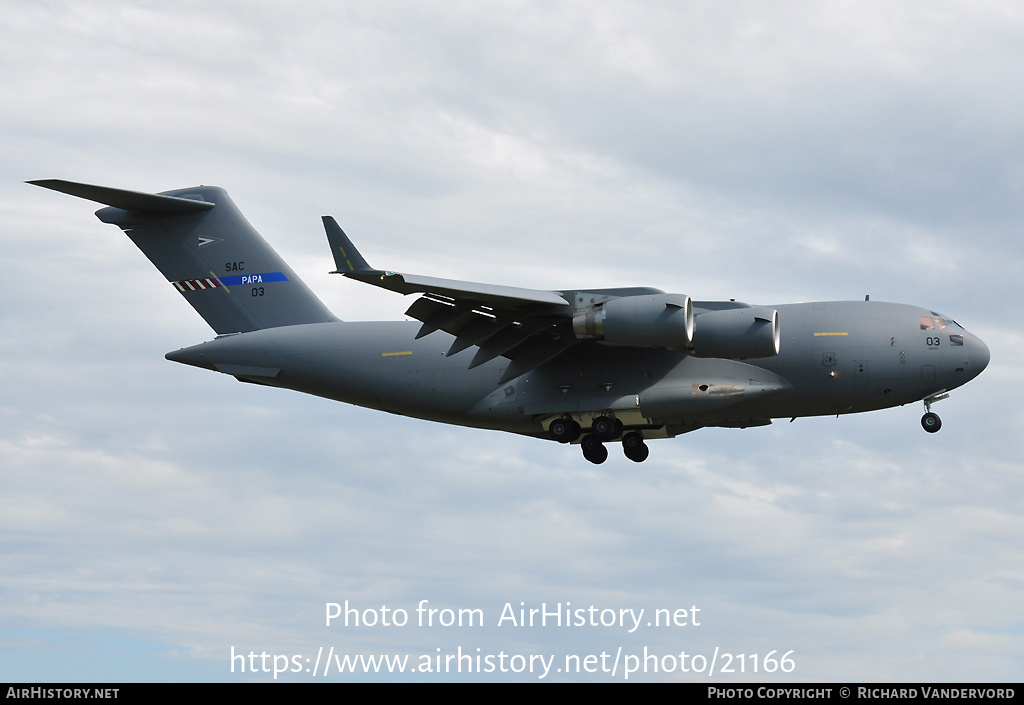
[{"xmin": 920, "ymin": 392, "xmax": 948, "ymax": 434}]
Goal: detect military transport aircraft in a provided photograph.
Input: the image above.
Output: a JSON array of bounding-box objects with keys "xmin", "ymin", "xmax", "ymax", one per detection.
[{"xmin": 31, "ymin": 179, "xmax": 990, "ymax": 464}]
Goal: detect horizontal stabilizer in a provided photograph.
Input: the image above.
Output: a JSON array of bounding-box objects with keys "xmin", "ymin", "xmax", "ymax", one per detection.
[{"xmin": 28, "ymin": 179, "xmax": 215, "ymax": 213}]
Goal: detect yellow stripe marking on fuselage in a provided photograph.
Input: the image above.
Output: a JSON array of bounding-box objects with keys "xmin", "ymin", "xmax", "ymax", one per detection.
[
  {"xmin": 381, "ymin": 351, "xmax": 414, "ymax": 357},
  {"xmin": 814, "ymin": 332, "xmax": 849, "ymax": 337}
]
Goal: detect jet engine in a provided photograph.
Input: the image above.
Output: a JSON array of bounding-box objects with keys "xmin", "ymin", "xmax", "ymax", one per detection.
[
  {"xmin": 691, "ymin": 306, "xmax": 780, "ymax": 359},
  {"xmin": 572, "ymin": 293, "xmax": 694, "ymax": 348}
]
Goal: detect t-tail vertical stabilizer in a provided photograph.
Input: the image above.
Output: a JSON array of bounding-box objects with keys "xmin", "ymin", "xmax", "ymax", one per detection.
[{"xmin": 30, "ymin": 180, "xmax": 337, "ymax": 334}]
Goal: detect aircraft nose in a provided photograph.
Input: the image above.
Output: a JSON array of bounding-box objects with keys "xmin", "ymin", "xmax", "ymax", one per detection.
[{"xmin": 970, "ymin": 334, "xmax": 990, "ymax": 375}]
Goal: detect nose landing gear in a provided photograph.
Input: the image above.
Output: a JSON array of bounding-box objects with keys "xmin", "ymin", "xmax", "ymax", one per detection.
[
  {"xmin": 920, "ymin": 391, "xmax": 949, "ymax": 434},
  {"xmin": 921, "ymin": 412, "xmax": 941, "ymax": 433}
]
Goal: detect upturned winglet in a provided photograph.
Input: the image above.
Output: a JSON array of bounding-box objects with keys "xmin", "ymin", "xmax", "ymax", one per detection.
[{"xmin": 322, "ymin": 216, "xmax": 375, "ymax": 274}]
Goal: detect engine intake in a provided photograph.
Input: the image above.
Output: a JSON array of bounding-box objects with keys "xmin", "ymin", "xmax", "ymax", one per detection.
[
  {"xmin": 691, "ymin": 306, "xmax": 780, "ymax": 359},
  {"xmin": 573, "ymin": 294, "xmax": 693, "ymax": 348}
]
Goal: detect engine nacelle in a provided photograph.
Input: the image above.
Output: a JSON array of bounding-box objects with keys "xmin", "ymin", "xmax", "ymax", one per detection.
[
  {"xmin": 691, "ymin": 306, "xmax": 780, "ymax": 359},
  {"xmin": 573, "ymin": 293, "xmax": 693, "ymax": 348}
]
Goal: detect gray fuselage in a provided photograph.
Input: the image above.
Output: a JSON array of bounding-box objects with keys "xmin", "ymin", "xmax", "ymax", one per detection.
[{"xmin": 166, "ymin": 299, "xmax": 989, "ymax": 441}]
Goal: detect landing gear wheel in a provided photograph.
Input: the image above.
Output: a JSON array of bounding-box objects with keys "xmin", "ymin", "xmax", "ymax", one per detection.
[
  {"xmin": 621, "ymin": 430, "xmax": 643, "ymax": 451},
  {"xmin": 549, "ymin": 418, "xmax": 570, "ymax": 443},
  {"xmin": 618, "ymin": 430, "xmax": 651, "ymax": 463},
  {"xmin": 921, "ymin": 412, "xmax": 941, "ymax": 433},
  {"xmin": 624, "ymin": 443, "xmax": 649, "ymax": 463},
  {"xmin": 622, "ymin": 431, "xmax": 649, "ymax": 463},
  {"xmin": 581, "ymin": 435, "xmax": 608, "ymax": 464},
  {"xmin": 549, "ymin": 417, "xmax": 581, "ymax": 443},
  {"xmin": 568, "ymin": 420, "xmax": 581, "ymax": 442},
  {"xmin": 591, "ymin": 415, "xmax": 617, "ymax": 442}
]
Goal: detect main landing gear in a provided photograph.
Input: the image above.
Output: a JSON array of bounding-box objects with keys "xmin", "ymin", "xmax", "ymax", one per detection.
[
  {"xmin": 920, "ymin": 391, "xmax": 949, "ymax": 434},
  {"xmin": 581, "ymin": 430, "xmax": 649, "ymax": 464},
  {"xmin": 621, "ymin": 431, "xmax": 649, "ymax": 463},
  {"xmin": 549, "ymin": 417, "xmax": 582, "ymax": 444},
  {"xmin": 550, "ymin": 415, "xmax": 650, "ymax": 464},
  {"xmin": 581, "ymin": 434, "xmax": 609, "ymax": 464}
]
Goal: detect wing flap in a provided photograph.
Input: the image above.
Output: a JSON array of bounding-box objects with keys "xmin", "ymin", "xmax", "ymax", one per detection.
[
  {"xmin": 468, "ymin": 318, "xmax": 561, "ymax": 369},
  {"xmin": 499, "ymin": 334, "xmax": 575, "ymax": 384},
  {"xmin": 446, "ymin": 317, "xmax": 504, "ymax": 356},
  {"xmin": 406, "ymin": 298, "xmax": 465, "ymax": 339}
]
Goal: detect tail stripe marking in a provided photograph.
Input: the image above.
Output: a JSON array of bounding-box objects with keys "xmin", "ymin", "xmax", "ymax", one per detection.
[{"xmin": 174, "ymin": 278, "xmax": 222, "ymax": 292}]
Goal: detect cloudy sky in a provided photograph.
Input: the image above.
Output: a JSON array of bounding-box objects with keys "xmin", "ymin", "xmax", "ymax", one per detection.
[{"xmin": 2, "ymin": 0, "xmax": 1021, "ymax": 682}]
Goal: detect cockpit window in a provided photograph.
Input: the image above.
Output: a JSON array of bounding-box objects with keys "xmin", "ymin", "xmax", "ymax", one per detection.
[{"xmin": 921, "ymin": 315, "xmax": 963, "ymax": 331}]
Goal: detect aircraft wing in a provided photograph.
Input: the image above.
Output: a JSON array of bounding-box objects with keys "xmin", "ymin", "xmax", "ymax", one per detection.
[{"xmin": 323, "ymin": 217, "xmax": 575, "ymax": 379}]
